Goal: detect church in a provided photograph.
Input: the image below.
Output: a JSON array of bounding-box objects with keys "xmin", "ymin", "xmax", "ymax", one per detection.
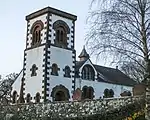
[{"xmin": 12, "ymin": 6, "xmax": 136, "ymax": 103}]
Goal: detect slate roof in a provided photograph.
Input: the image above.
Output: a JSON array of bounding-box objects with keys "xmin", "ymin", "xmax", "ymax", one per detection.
[
  {"xmin": 75, "ymin": 60, "xmax": 137, "ymax": 86},
  {"xmin": 94, "ymin": 65, "xmax": 137, "ymax": 86},
  {"xmin": 78, "ymin": 46, "xmax": 89, "ymax": 59}
]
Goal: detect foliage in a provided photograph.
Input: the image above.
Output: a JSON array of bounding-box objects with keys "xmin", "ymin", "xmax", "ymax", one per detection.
[
  {"xmin": 125, "ymin": 111, "xmax": 145, "ymax": 120},
  {"xmin": 0, "ymin": 73, "xmax": 18, "ymax": 104}
]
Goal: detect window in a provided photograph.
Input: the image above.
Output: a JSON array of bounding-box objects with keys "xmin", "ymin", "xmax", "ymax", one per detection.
[
  {"xmin": 26, "ymin": 93, "xmax": 31, "ymax": 103},
  {"xmin": 64, "ymin": 66, "xmax": 71, "ymax": 77},
  {"xmin": 12, "ymin": 91, "xmax": 17, "ymax": 103},
  {"xmin": 32, "ymin": 26, "xmax": 41, "ymax": 45},
  {"xmin": 88, "ymin": 87, "xmax": 94, "ymax": 99},
  {"xmin": 103, "ymin": 89, "xmax": 114, "ymax": 98},
  {"xmin": 82, "ymin": 86, "xmax": 88, "ymax": 99},
  {"xmin": 51, "ymin": 64, "xmax": 58, "ymax": 76},
  {"xmin": 82, "ymin": 86, "xmax": 94, "ymax": 100},
  {"xmin": 30, "ymin": 64, "xmax": 38, "ymax": 76},
  {"xmin": 53, "ymin": 20, "xmax": 70, "ymax": 48},
  {"xmin": 35, "ymin": 92, "xmax": 40, "ymax": 103},
  {"xmin": 31, "ymin": 20, "xmax": 44, "ymax": 47},
  {"xmin": 82, "ymin": 65, "xmax": 95, "ymax": 80},
  {"xmin": 55, "ymin": 26, "xmax": 67, "ymax": 48}
]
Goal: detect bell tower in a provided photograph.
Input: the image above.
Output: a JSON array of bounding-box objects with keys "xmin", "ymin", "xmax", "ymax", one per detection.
[{"xmin": 22, "ymin": 7, "xmax": 77, "ymax": 102}]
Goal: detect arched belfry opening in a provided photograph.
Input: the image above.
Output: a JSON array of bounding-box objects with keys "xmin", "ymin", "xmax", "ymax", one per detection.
[
  {"xmin": 53, "ymin": 20, "xmax": 70, "ymax": 48},
  {"xmin": 51, "ymin": 85, "xmax": 70, "ymax": 101},
  {"xmin": 30, "ymin": 20, "xmax": 44, "ymax": 47}
]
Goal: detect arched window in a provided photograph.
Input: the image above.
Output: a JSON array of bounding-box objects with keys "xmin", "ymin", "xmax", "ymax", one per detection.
[
  {"xmin": 55, "ymin": 26, "xmax": 67, "ymax": 48},
  {"xmin": 51, "ymin": 64, "xmax": 58, "ymax": 76},
  {"xmin": 103, "ymin": 89, "xmax": 114, "ymax": 98},
  {"xmin": 30, "ymin": 64, "xmax": 38, "ymax": 76},
  {"xmin": 64, "ymin": 66, "xmax": 71, "ymax": 77},
  {"xmin": 88, "ymin": 87, "xmax": 94, "ymax": 99},
  {"xmin": 82, "ymin": 65, "xmax": 95, "ymax": 80},
  {"xmin": 35, "ymin": 92, "xmax": 40, "ymax": 103},
  {"xmin": 53, "ymin": 20, "xmax": 70, "ymax": 48},
  {"xmin": 31, "ymin": 20, "xmax": 44, "ymax": 47},
  {"xmin": 12, "ymin": 91, "xmax": 17, "ymax": 103},
  {"xmin": 82, "ymin": 86, "xmax": 94, "ymax": 100},
  {"xmin": 26, "ymin": 93, "xmax": 31, "ymax": 103},
  {"xmin": 82, "ymin": 86, "xmax": 88, "ymax": 99}
]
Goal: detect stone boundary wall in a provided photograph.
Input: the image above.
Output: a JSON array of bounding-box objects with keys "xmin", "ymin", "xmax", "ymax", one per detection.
[{"xmin": 0, "ymin": 96, "xmax": 144, "ymax": 120}]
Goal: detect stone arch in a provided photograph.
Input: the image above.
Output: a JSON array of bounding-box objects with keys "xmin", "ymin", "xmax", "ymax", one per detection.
[
  {"xmin": 82, "ymin": 65, "xmax": 95, "ymax": 81},
  {"xmin": 51, "ymin": 85, "xmax": 70, "ymax": 101},
  {"xmin": 53, "ymin": 20, "xmax": 70, "ymax": 34},
  {"xmin": 30, "ymin": 20, "xmax": 44, "ymax": 34},
  {"xmin": 30, "ymin": 20, "xmax": 44, "ymax": 46},
  {"xmin": 53, "ymin": 20, "xmax": 70, "ymax": 48},
  {"xmin": 82, "ymin": 86, "xmax": 94, "ymax": 100}
]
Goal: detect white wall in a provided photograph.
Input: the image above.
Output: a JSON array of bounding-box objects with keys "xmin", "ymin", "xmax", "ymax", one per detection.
[
  {"xmin": 47, "ymin": 46, "xmax": 74, "ymax": 101},
  {"xmin": 24, "ymin": 46, "xmax": 45, "ymax": 102},
  {"xmin": 46, "ymin": 14, "xmax": 75, "ymax": 101},
  {"xmin": 11, "ymin": 70, "xmax": 23, "ymax": 96},
  {"xmin": 75, "ymin": 78, "xmax": 133, "ymax": 99}
]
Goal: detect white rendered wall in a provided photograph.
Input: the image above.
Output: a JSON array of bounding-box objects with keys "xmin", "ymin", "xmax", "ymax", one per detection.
[
  {"xmin": 24, "ymin": 46, "xmax": 45, "ymax": 102},
  {"xmin": 47, "ymin": 46, "xmax": 74, "ymax": 101},
  {"xmin": 75, "ymin": 78, "xmax": 133, "ymax": 99},
  {"xmin": 48, "ymin": 76, "xmax": 73, "ymax": 101},
  {"xmin": 11, "ymin": 70, "xmax": 23, "ymax": 95}
]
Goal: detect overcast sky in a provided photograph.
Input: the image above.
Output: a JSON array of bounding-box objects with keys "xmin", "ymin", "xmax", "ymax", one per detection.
[{"xmin": 0, "ymin": 0, "xmax": 106, "ymax": 76}]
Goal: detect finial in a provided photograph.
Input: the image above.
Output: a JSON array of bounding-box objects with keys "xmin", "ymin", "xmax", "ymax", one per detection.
[
  {"xmin": 83, "ymin": 45, "xmax": 85, "ymax": 49},
  {"xmin": 78, "ymin": 45, "xmax": 89, "ymax": 61}
]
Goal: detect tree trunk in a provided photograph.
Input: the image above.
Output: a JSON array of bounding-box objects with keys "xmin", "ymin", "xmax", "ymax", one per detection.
[
  {"xmin": 138, "ymin": 4, "xmax": 150, "ymax": 118},
  {"xmin": 145, "ymin": 60, "xmax": 150, "ymax": 119}
]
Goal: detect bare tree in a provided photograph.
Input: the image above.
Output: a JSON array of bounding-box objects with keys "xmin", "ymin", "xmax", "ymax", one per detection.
[
  {"xmin": 86, "ymin": 0, "xmax": 150, "ymax": 118},
  {"xmin": 120, "ymin": 60, "xmax": 145, "ymax": 83},
  {"xmin": 0, "ymin": 73, "xmax": 17, "ymax": 104}
]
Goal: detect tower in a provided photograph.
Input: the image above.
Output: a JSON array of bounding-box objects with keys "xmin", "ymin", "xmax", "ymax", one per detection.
[{"xmin": 23, "ymin": 7, "xmax": 77, "ymax": 102}]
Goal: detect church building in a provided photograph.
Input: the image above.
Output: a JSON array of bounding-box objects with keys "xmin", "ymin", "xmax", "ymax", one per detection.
[{"xmin": 12, "ymin": 7, "xmax": 136, "ymax": 103}]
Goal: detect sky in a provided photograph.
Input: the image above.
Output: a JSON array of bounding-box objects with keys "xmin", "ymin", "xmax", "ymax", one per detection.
[{"xmin": 0, "ymin": 0, "xmax": 101, "ymax": 76}]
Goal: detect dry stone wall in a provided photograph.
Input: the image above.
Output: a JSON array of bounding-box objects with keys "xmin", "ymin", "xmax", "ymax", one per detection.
[{"xmin": 0, "ymin": 96, "xmax": 144, "ymax": 120}]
